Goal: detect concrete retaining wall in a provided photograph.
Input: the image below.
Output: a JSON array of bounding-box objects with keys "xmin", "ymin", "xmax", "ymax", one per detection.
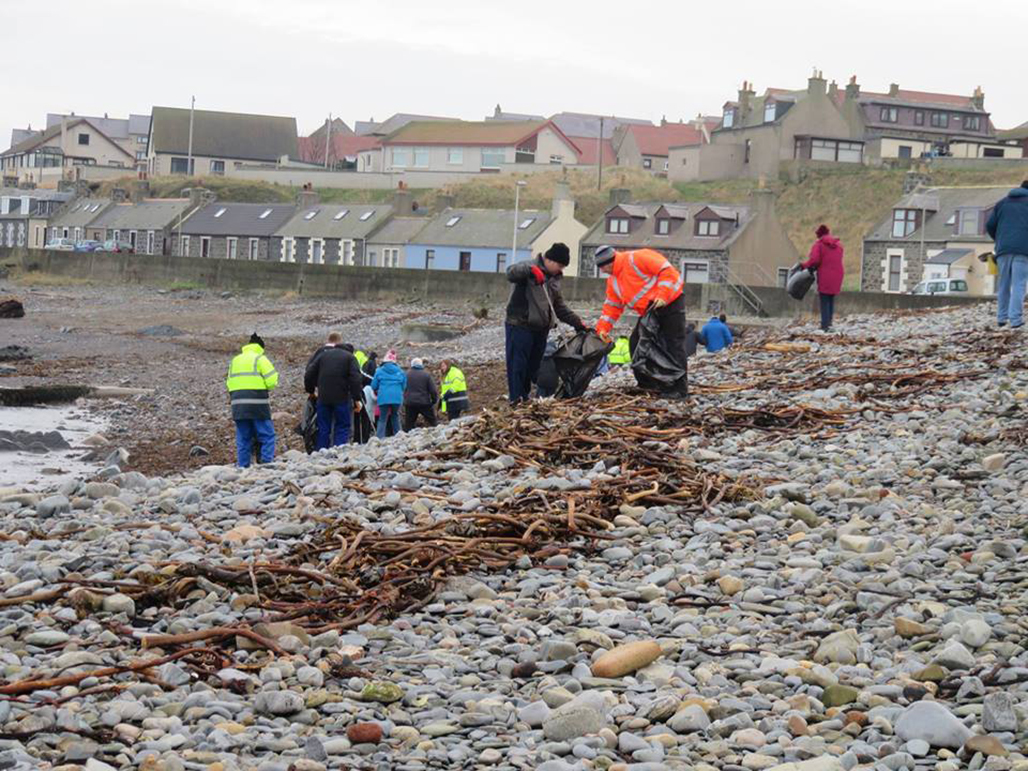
[{"xmin": 2, "ymin": 248, "xmax": 990, "ymax": 317}]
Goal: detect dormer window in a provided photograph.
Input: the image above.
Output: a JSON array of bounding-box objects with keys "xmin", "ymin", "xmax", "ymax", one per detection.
[
  {"xmin": 607, "ymin": 217, "xmax": 629, "ymax": 234},
  {"xmin": 880, "ymin": 107, "xmax": 899, "ymax": 123},
  {"xmin": 764, "ymin": 101, "xmax": 776, "ymax": 123},
  {"xmin": 892, "ymin": 209, "xmax": 918, "ymax": 237},
  {"xmin": 964, "ymin": 115, "xmax": 981, "ymax": 131},
  {"xmin": 656, "ymin": 218, "xmax": 670, "ymax": 235},
  {"xmin": 696, "ymin": 220, "xmax": 720, "ymax": 237},
  {"xmin": 722, "ymin": 109, "xmax": 735, "ymax": 128},
  {"xmin": 958, "ymin": 209, "xmax": 979, "ymax": 235},
  {"xmin": 930, "ymin": 112, "xmax": 948, "ymax": 128}
]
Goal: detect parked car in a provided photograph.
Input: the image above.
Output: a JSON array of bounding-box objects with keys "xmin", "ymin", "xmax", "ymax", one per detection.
[
  {"xmin": 910, "ymin": 278, "xmax": 969, "ymax": 296},
  {"xmin": 44, "ymin": 238, "xmax": 76, "ymax": 251},
  {"xmin": 102, "ymin": 240, "xmax": 135, "ymax": 254},
  {"xmin": 73, "ymin": 240, "xmax": 103, "ymax": 252}
]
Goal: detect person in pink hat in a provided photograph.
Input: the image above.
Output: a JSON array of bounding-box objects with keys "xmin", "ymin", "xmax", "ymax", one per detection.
[{"xmin": 370, "ymin": 350, "xmax": 406, "ymax": 439}]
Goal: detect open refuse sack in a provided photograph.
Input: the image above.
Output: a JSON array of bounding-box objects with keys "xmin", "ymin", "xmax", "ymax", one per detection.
[
  {"xmin": 787, "ymin": 263, "xmax": 816, "ymax": 300},
  {"xmin": 630, "ymin": 309, "xmax": 688, "ymax": 395},
  {"xmin": 553, "ymin": 331, "xmax": 614, "ymax": 399},
  {"xmin": 295, "ymin": 397, "xmax": 318, "ymax": 454}
]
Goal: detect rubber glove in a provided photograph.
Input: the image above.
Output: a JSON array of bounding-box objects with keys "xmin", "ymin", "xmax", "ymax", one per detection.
[{"xmin": 530, "ymin": 265, "xmax": 546, "ymax": 285}]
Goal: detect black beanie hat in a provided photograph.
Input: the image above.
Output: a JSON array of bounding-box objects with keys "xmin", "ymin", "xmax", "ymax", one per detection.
[
  {"xmin": 249, "ymin": 332, "xmax": 265, "ymax": 348},
  {"xmin": 544, "ymin": 242, "xmax": 571, "ymax": 266}
]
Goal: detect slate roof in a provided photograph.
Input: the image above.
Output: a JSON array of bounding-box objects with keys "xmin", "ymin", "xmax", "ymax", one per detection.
[
  {"xmin": 925, "ymin": 248, "xmax": 973, "ymax": 265},
  {"xmin": 181, "ymin": 202, "xmax": 296, "ymax": 237},
  {"xmin": 366, "ymin": 216, "xmax": 430, "ymax": 245},
  {"xmin": 581, "ymin": 202, "xmax": 753, "ymax": 251},
  {"xmin": 275, "ymin": 204, "xmax": 394, "ymax": 239},
  {"xmin": 356, "ymin": 113, "xmax": 460, "ymax": 136},
  {"xmin": 865, "ymin": 186, "xmax": 1012, "ymax": 242},
  {"xmin": 0, "ymin": 188, "xmax": 72, "ymax": 202},
  {"xmin": 48, "ymin": 199, "xmax": 114, "ymax": 228},
  {"xmin": 87, "ymin": 199, "xmax": 194, "ymax": 231},
  {"xmin": 410, "ymin": 208, "xmax": 553, "ymax": 250},
  {"xmin": 856, "ymin": 89, "xmax": 984, "ymax": 112},
  {"xmin": 2, "ymin": 119, "xmax": 135, "ymax": 160},
  {"xmin": 45, "ymin": 113, "xmax": 150, "ymax": 139},
  {"xmin": 382, "ymin": 120, "xmax": 580, "ymax": 154},
  {"xmin": 549, "ymin": 113, "xmax": 652, "ymax": 140},
  {"xmin": 149, "ymin": 107, "xmax": 298, "ymax": 162},
  {"xmin": 999, "ymin": 120, "xmax": 1028, "ymax": 141}
]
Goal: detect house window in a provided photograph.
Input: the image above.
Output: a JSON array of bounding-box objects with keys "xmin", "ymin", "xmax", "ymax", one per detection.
[
  {"xmin": 891, "ymin": 209, "xmax": 918, "ymax": 237},
  {"xmin": 136, "ymin": 150, "xmax": 147, "ymax": 161},
  {"xmin": 914, "ymin": 111, "xmax": 925, "ymax": 126},
  {"xmin": 983, "ymin": 147, "xmax": 1005, "ymax": 158},
  {"xmin": 340, "ymin": 239, "xmax": 354, "ymax": 265},
  {"xmin": 249, "ymin": 238, "xmax": 259, "ymax": 260},
  {"xmin": 425, "ymin": 249, "xmax": 435, "ymax": 269},
  {"xmin": 643, "ymin": 158, "xmax": 652, "ymax": 169},
  {"xmin": 446, "ymin": 216, "xmax": 461, "ymax": 227},
  {"xmin": 898, "ymin": 145, "xmax": 912, "ymax": 159},
  {"xmin": 810, "ymin": 138, "xmax": 863, "ymax": 163},
  {"xmin": 282, "ymin": 237, "xmax": 294, "ymax": 262},
  {"xmin": 887, "ymin": 251, "xmax": 905, "ymax": 292},
  {"xmin": 722, "ymin": 109, "xmax": 735, "ymax": 128},
  {"xmin": 391, "ymin": 147, "xmax": 409, "ymax": 167},
  {"xmin": 310, "ymin": 239, "xmax": 323, "ymax": 264},
  {"xmin": 129, "ymin": 231, "xmax": 137, "ymax": 249},
  {"xmin": 930, "ymin": 112, "xmax": 948, "ymax": 128},
  {"xmin": 146, "ymin": 230, "xmax": 155, "ymax": 254},
  {"xmin": 519, "ymin": 217, "xmax": 535, "ymax": 229},
  {"xmin": 333, "ymin": 209, "xmax": 349, "ymax": 220},
  {"xmin": 879, "ymin": 107, "xmax": 898, "ymax": 123},
  {"xmin": 200, "ymin": 236, "xmax": 211, "ymax": 258},
  {"xmin": 78, "ymin": 133, "xmax": 90, "ymax": 145},
  {"xmin": 304, "ymin": 210, "xmax": 318, "ymax": 220},
  {"xmin": 447, "ymin": 147, "xmax": 463, "ymax": 165},
  {"xmin": 663, "ymin": 160, "xmax": 669, "ymax": 171},
  {"xmin": 227, "ymin": 237, "xmax": 238, "ymax": 259},
  {"xmin": 764, "ymin": 101, "xmax": 777, "ymax": 123},
  {"xmin": 73, "ymin": 227, "xmax": 82, "ymax": 241},
  {"xmin": 656, "ymin": 219, "xmax": 670, "ymax": 235},
  {"xmin": 958, "ymin": 209, "xmax": 979, "ymax": 235},
  {"xmin": 210, "ymin": 160, "xmax": 225, "ymax": 175},
  {"xmin": 696, "ymin": 219, "xmax": 720, "ymax": 237},
  {"xmin": 34, "ymin": 226, "xmax": 42, "ymax": 247},
  {"xmin": 964, "ymin": 115, "xmax": 981, "ymax": 131},
  {"xmin": 777, "ymin": 267, "xmax": 790, "ymax": 288},
  {"xmin": 413, "ymin": 148, "xmax": 429, "ymax": 168},
  {"xmin": 550, "ymin": 155, "xmax": 563, "ymax": 164},
  {"xmin": 682, "ymin": 261, "xmax": 709, "ymax": 283},
  {"xmin": 360, "ymin": 211, "xmax": 375, "ymax": 221},
  {"xmin": 459, "ymin": 251, "xmax": 471, "ymax": 271},
  {"xmin": 62, "ymin": 227, "xmax": 70, "ymax": 238},
  {"xmin": 170, "ymin": 157, "xmax": 193, "ymax": 174},
  {"xmin": 744, "ymin": 139, "xmax": 751, "ymax": 164},
  {"xmin": 481, "ymin": 148, "xmax": 505, "ymax": 169},
  {"xmin": 497, "ymin": 252, "xmax": 506, "ymax": 272},
  {"xmin": 181, "ymin": 235, "xmax": 190, "ymax": 256},
  {"xmin": 607, "ymin": 217, "xmax": 629, "ymax": 234}
]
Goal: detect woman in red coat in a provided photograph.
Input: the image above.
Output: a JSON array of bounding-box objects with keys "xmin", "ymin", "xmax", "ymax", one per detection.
[{"xmin": 802, "ymin": 224, "xmax": 845, "ymax": 331}]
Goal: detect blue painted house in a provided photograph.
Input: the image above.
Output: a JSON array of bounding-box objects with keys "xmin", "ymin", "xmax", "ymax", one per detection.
[{"xmin": 402, "ymin": 184, "xmax": 588, "ymax": 276}]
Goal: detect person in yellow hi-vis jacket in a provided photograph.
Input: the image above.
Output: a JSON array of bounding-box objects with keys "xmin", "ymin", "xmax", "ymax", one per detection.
[
  {"xmin": 439, "ymin": 360, "xmax": 470, "ymax": 418},
  {"xmin": 226, "ymin": 333, "xmax": 279, "ymax": 467}
]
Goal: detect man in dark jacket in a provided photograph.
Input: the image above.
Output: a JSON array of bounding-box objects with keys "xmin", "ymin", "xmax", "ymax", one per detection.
[
  {"xmin": 505, "ymin": 242, "xmax": 588, "ymax": 404},
  {"xmin": 684, "ymin": 323, "xmax": 705, "ymax": 358},
  {"xmin": 403, "ymin": 358, "xmax": 438, "ymax": 430},
  {"xmin": 304, "ymin": 332, "xmax": 363, "ymax": 450},
  {"xmin": 987, "ymin": 182, "xmax": 1028, "ymax": 328}
]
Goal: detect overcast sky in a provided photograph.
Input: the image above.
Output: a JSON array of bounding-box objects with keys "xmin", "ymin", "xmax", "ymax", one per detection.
[{"xmin": 5, "ymin": 0, "xmax": 1026, "ymax": 146}]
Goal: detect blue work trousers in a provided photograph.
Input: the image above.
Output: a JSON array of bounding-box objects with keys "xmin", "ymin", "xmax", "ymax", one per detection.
[
  {"xmin": 316, "ymin": 402, "xmax": 351, "ymax": 450},
  {"xmin": 505, "ymin": 323, "xmax": 548, "ymax": 404},
  {"xmin": 996, "ymin": 253, "xmax": 1028, "ymax": 327},
  {"xmin": 235, "ymin": 419, "xmax": 275, "ymax": 467}
]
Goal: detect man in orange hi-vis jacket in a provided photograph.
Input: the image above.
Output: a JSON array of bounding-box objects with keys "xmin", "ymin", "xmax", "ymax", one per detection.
[{"xmin": 593, "ymin": 245, "xmax": 688, "ymax": 396}]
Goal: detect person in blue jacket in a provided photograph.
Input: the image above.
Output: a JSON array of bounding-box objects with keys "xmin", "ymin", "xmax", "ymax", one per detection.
[
  {"xmin": 701, "ymin": 313, "xmax": 734, "ymax": 353},
  {"xmin": 370, "ymin": 349, "xmax": 407, "ymax": 439},
  {"xmin": 986, "ymin": 181, "xmax": 1028, "ymax": 328}
]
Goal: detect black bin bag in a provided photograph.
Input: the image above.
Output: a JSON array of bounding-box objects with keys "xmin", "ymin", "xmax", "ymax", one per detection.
[
  {"xmin": 787, "ymin": 263, "xmax": 815, "ymax": 300},
  {"xmin": 295, "ymin": 397, "xmax": 318, "ymax": 454},
  {"xmin": 553, "ymin": 331, "xmax": 614, "ymax": 399},
  {"xmin": 630, "ymin": 309, "xmax": 688, "ymax": 393}
]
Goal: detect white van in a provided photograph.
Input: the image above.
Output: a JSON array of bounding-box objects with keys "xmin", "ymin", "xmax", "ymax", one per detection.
[{"xmin": 910, "ymin": 278, "xmax": 969, "ymax": 296}]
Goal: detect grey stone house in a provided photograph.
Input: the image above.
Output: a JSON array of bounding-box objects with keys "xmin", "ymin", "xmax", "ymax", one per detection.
[
  {"xmin": 85, "ymin": 199, "xmax": 196, "ymax": 255},
  {"xmin": 861, "ymin": 183, "xmax": 1010, "ymax": 296},
  {"xmin": 0, "ymin": 188, "xmax": 72, "ymax": 249},
  {"xmin": 271, "ymin": 203, "xmax": 396, "ymax": 265},
  {"xmin": 46, "ymin": 198, "xmax": 114, "ymax": 244},
  {"xmin": 579, "ymin": 189, "xmax": 798, "ymax": 287},
  {"xmin": 171, "ymin": 202, "xmax": 296, "ymax": 260},
  {"xmin": 364, "ymin": 216, "xmax": 430, "ymax": 269}
]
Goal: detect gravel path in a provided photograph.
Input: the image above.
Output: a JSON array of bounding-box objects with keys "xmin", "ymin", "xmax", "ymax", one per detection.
[{"xmin": 0, "ymin": 298, "xmax": 1025, "ymax": 771}]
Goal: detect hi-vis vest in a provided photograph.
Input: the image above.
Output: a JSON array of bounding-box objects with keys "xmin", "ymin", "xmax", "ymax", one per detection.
[
  {"xmin": 355, "ymin": 350, "xmax": 369, "ymax": 369},
  {"xmin": 596, "ymin": 249, "xmax": 683, "ymax": 337},
  {"xmin": 440, "ymin": 366, "xmax": 469, "ymax": 413},
  {"xmin": 226, "ymin": 343, "xmax": 278, "ymax": 420},
  {"xmin": 608, "ymin": 336, "xmax": 631, "ymax": 365}
]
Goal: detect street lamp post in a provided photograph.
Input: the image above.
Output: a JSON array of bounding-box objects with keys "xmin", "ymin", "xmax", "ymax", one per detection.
[{"xmin": 512, "ymin": 180, "xmax": 527, "ymax": 263}]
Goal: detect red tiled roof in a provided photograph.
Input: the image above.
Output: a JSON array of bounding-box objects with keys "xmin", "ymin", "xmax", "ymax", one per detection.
[
  {"xmin": 567, "ymin": 135, "xmax": 615, "ymax": 165},
  {"xmin": 626, "ymin": 123, "xmax": 707, "ymax": 157},
  {"xmin": 298, "ymin": 134, "xmax": 380, "ymax": 165}
]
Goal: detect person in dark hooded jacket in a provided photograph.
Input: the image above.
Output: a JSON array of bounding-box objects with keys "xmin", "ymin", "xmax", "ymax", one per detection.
[
  {"xmin": 987, "ymin": 182, "xmax": 1028, "ymax": 328},
  {"xmin": 802, "ymin": 224, "xmax": 845, "ymax": 331},
  {"xmin": 304, "ymin": 332, "xmax": 363, "ymax": 450}
]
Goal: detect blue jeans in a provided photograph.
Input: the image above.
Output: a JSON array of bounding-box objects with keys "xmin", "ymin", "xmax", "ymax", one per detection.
[
  {"xmin": 316, "ymin": 402, "xmax": 351, "ymax": 450},
  {"xmin": 505, "ymin": 323, "xmax": 548, "ymax": 404},
  {"xmin": 819, "ymin": 293, "xmax": 836, "ymax": 330},
  {"xmin": 996, "ymin": 254, "xmax": 1028, "ymax": 327},
  {"xmin": 376, "ymin": 404, "xmax": 401, "ymax": 439},
  {"xmin": 235, "ymin": 419, "xmax": 275, "ymax": 467}
]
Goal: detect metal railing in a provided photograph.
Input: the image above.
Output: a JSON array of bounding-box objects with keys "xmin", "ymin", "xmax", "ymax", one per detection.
[{"xmin": 725, "ymin": 266, "xmax": 766, "ymax": 317}]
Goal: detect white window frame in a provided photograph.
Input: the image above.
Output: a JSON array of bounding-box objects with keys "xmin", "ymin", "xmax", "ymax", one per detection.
[
  {"xmin": 210, "ymin": 159, "xmax": 225, "ymax": 176},
  {"xmin": 112, "ymin": 229, "xmax": 120, "ymax": 242},
  {"xmin": 607, "ymin": 217, "xmax": 629, "ymax": 234},
  {"xmin": 497, "ymin": 252, "xmax": 507, "ymax": 272},
  {"xmin": 248, "ymin": 238, "xmax": 259, "ymax": 260},
  {"xmin": 723, "ymin": 109, "xmax": 734, "ymax": 128},
  {"xmin": 340, "ymin": 239, "xmax": 354, "ymax": 265},
  {"xmin": 51, "ymin": 226, "xmax": 58, "ymax": 242},
  {"xmin": 310, "ymin": 238, "xmax": 324, "ymax": 264},
  {"xmin": 181, "ymin": 235, "xmax": 190, "ymax": 256},
  {"xmin": 883, "ymin": 248, "xmax": 906, "ymax": 293},
  {"xmin": 412, "ymin": 147, "xmax": 429, "ymax": 168},
  {"xmin": 958, "ymin": 209, "xmax": 979, "ymax": 236},
  {"xmin": 682, "ymin": 260, "xmax": 710, "ymax": 284},
  {"xmin": 697, "ymin": 220, "xmax": 720, "ymax": 237},
  {"xmin": 146, "ymin": 230, "xmax": 155, "ymax": 255},
  {"xmin": 656, "ymin": 219, "xmax": 670, "ymax": 235},
  {"xmin": 480, "ymin": 148, "xmax": 505, "ymax": 169},
  {"xmin": 892, "ymin": 209, "xmax": 917, "ymax": 238},
  {"xmin": 227, "ymin": 237, "xmax": 238, "ymax": 260},
  {"xmin": 447, "ymin": 147, "xmax": 463, "ymax": 165},
  {"xmin": 15, "ymin": 223, "xmax": 24, "ymax": 247},
  {"xmin": 663, "ymin": 160, "xmax": 669, "ymax": 171},
  {"xmin": 549, "ymin": 154, "xmax": 563, "ymax": 165},
  {"xmin": 391, "ymin": 147, "xmax": 409, "ymax": 168},
  {"xmin": 764, "ymin": 101, "xmax": 777, "ymax": 123},
  {"xmin": 281, "ymin": 237, "xmax": 295, "ymax": 262},
  {"xmin": 128, "ymin": 230, "xmax": 138, "ymax": 249},
  {"xmin": 200, "ymin": 236, "xmax": 211, "ymax": 258},
  {"xmin": 777, "ymin": 267, "xmax": 790, "ymax": 288}
]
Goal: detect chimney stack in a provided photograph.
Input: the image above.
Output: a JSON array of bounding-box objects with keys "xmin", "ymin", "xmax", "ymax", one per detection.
[
  {"xmin": 971, "ymin": 86, "xmax": 985, "ymax": 111},
  {"xmin": 184, "ymin": 187, "xmax": 214, "ymax": 209},
  {"xmin": 737, "ymin": 81, "xmax": 756, "ymax": 121},
  {"xmin": 296, "ymin": 183, "xmax": 320, "ymax": 209},
  {"xmin": 434, "ymin": 194, "xmax": 455, "ymax": 213},
  {"xmin": 903, "ymin": 170, "xmax": 932, "ymax": 195},
  {"xmin": 131, "ymin": 180, "xmax": 150, "ymax": 203},
  {"xmin": 609, "ymin": 188, "xmax": 631, "ymax": 206},
  {"xmin": 111, "ymin": 187, "xmax": 128, "ymax": 204},
  {"xmin": 845, "ymin": 75, "xmax": 860, "ymax": 101},
  {"xmin": 828, "ymin": 80, "xmax": 839, "ymax": 100},
  {"xmin": 551, "ymin": 181, "xmax": 574, "ymax": 221},
  {"xmin": 807, "ymin": 68, "xmax": 826, "ymax": 96},
  {"xmin": 393, "ymin": 187, "xmax": 413, "ymax": 216},
  {"xmin": 889, "ymin": 83, "xmax": 900, "ymax": 97}
]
